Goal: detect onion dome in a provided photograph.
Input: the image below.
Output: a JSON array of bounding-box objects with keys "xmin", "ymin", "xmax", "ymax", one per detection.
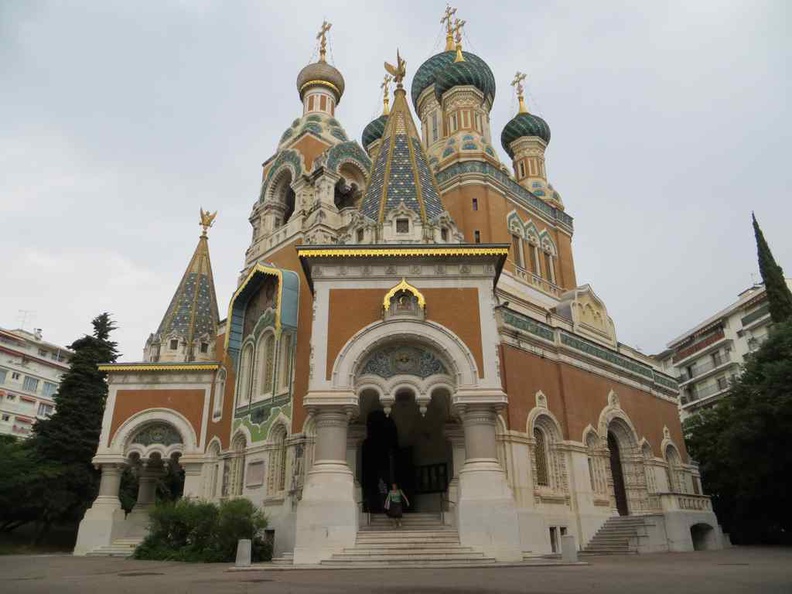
[
  {"xmin": 434, "ymin": 55, "xmax": 496, "ymax": 104},
  {"xmin": 296, "ymin": 60, "xmax": 346, "ymax": 104},
  {"xmin": 411, "ymin": 50, "xmax": 494, "ymax": 110},
  {"xmin": 362, "ymin": 114, "xmax": 388, "ymax": 148},
  {"xmin": 500, "ymin": 112, "xmax": 551, "ymax": 158}
]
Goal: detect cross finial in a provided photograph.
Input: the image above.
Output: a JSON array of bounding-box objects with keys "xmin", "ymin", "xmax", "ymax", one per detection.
[
  {"xmin": 317, "ymin": 20, "xmax": 332, "ymax": 62},
  {"xmin": 511, "ymin": 71, "xmax": 528, "ymax": 113},
  {"xmin": 381, "ymin": 75, "xmax": 392, "ymax": 115},
  {"xmin": 452, "ymin": 18, "xmax": 466, "ymax": 62},
  {"xmin": 199, "ymin": 208, "xmax": 217, "ymax": 237},
  {"xmin": 441, "ymin": 4, "xmax": 457, "ymax": 51}
]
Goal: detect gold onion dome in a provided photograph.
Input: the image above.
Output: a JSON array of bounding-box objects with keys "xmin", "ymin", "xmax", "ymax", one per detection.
[{"xmin": 296, "ymin": 60, "xmax": 346, "ymax": 104}]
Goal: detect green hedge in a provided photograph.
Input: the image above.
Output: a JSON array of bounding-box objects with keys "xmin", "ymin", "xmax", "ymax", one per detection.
[{"xmin": 133, "ymin": 498, "xmax": 271, "ymax": 563}]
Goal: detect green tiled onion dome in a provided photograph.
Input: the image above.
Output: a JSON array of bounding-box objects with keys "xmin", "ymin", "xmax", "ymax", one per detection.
[
  {"xmin": 434, "ymin": 56, "xmax": 496, "ymax": 105},
  {"xmin": 362, "ymin": 114, "xmax": 388, "ymax": 148},
  {"xmin": 500, "ymin": 112, "xmax": 551, "ymax": 158},
  {"xmin": 296, "ymin": 61, "xmax": 346, "ymax": 103},
  {"xmin": 411, "ymin": 51, "xmax": 494, "ymax": 110}
]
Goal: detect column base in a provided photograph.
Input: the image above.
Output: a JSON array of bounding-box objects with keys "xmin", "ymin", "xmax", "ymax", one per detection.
[
  {"xmin": 73, "ymin": 498, "xmax": 128, "ymax": 556},
  {"xmin": 457, "ymin": 459, "xmax": 522, "ymax": 562},
  {"xmin": 124, "ymin": 505, "xmax": 154, "ymax": 539},
  {"xmin": 293, "ymin": 462, "xmax": 358, "ymax": 565}
]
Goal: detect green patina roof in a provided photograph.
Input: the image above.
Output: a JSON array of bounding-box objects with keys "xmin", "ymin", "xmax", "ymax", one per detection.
[
  {"xmin": 500, "ymin": 112, "xmax": 552, "ymax": 158},
  {"xmin": 361, "ymin": 114, "xmax": 388, "ymax": 148},
  {"xmin": 410, "ymin": 50, "xmax": 494, "ymax": 110},
  {"xmin": 434, "ymin": 56, "xmax": 496, "ymax": 104}
]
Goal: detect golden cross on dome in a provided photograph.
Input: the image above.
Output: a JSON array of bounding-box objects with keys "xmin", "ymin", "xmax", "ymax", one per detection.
[
  {"xmin": 384, "ymin": 50, "xmax": 406, "ymax": 87},
  {"xmin": 511, "ymin": 71, "xmax": 528, "ymax": 113},
  {"xmin": 441, "ymin": 4, "xmax": 457, "ymax": 51},
  {"xmin": 199, "ymin": 208, "xmax": 217, "ymax": 237},
  {"xmin": 317, "ymin": 20, "xmax": 332, "ymax": 62},
  {"xmin": 452, "ymin": 18, "xmax": 466, "ymax": 62},
  {"xmin": 381, "ymin": 74, "xmax": 392, "ymax": 115}
]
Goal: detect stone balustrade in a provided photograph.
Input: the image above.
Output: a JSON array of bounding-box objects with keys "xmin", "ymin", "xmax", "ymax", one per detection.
[{"xmin": 659, "ymin": 492, "xmax": 713, "ymax": 512}]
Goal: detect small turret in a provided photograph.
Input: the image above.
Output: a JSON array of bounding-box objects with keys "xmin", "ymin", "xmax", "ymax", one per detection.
[
  {"xmin": 295, "ymin": 21, "xmax": 345, "ymax": 116},
  {"xmin": 144, "ymin": 210, "xmax": 220, "ymax": 363},
  {"xmin": 361, "ymin": 75, "xmax": 392, "ymax": 156}
]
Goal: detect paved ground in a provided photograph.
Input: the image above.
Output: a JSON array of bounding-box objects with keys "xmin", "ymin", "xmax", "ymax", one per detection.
[{"xmin": 1, "ymin": 547, "xmax": 790, "ymax": 593}]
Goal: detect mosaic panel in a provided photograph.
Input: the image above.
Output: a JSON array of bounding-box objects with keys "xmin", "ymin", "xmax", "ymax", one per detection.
[{"xmin": 360, "ymin": 345, "xmax": 448, "ymax": 379}]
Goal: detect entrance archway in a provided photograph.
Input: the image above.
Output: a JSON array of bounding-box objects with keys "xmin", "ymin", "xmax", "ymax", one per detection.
[
  {"xmin": 608, "ymin": 431, "xmax": 629, "ymax": 516},
  {"xmin": 352, "ymin": 342, "xmax": 457, "ymax": 515}
]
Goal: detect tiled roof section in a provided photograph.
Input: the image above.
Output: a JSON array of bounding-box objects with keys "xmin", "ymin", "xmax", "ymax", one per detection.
[
  {"xmin": 156, "ymin": 234, "xmax": 219, "ymax": 346},
  {"xmin": 358, "ymin": 87, "xmax": 446, "ymax": 224}
]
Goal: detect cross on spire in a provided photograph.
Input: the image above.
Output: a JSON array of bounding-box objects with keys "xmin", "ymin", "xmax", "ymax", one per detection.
[
  {"xmin": 511, "ymin": 71, "xmax": 528, "ymax": 113},
  {"xmin": 452, "ymin": 18, "xmax": 466, "ymax": 62},
  {"xmin": 317, "ymin": 20, "xmax": 332, "ymax": 62},
  {"xmin": 441, "ymin": 4, "xmax": 457, "ymax": 51},
  {"xmin": 381, "ymin": 74, "xmax": 392, "ymax": 115}
]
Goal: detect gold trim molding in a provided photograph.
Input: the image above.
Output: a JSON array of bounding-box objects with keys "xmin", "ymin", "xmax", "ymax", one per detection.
[
  {"xmin": 299, "ymin": 79, "xmax": 341, "ymax": 95},
  {"xmin": 298, "ymin": 246, "xmax": 510, "ymax": 259},
  {"xmin": 382, "ymin": 278, "xmax": 426, "ymax": 310},
  {"xmin": 99, "ymin": 363, "xmax": 220, "ymax": 373}
]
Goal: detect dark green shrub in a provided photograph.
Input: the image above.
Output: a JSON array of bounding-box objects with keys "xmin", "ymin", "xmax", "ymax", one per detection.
[{"xmin": 133, "ymin": 498, "xmax": 270, "ymax": 562}]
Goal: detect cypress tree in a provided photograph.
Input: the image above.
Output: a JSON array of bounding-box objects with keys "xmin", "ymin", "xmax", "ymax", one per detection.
[
  {"xmin": 28, "ymin": 313, "xmax": 119, "ymax": 538},
  {"xmin": 753, "ymin": 213, "xmax": 792, "ymax": 324}
]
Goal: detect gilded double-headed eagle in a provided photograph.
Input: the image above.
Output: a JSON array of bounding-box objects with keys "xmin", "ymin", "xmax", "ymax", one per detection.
[
  {"xmin": 384, "ymin": 50, "xmax": 406, "ymax": 85},
  {"xmin": 200, "ymin": 208, "xmax": 217, "ymax": 233}
]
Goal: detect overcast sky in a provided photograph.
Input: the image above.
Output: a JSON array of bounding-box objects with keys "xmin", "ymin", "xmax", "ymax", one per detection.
[{"xmin": 1, "ymin": 1, "xmax": 789, "ymax": 361}]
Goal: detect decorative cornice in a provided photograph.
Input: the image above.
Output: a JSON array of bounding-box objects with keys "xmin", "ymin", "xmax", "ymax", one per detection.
[
  {"xmin": 99, "ymin": 363, "xmax": 220, "ymax": 373},
  {"xmin": 298, "ymin": 245, "xmax": 509, "ymax": 259}
]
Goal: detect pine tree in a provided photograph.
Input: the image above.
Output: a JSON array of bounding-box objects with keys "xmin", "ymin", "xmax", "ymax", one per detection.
[
  {"xmin": 753, "ymin": 213, "xmax": 792, "ymax": 324},
  {"xmin": 28, "ymin": 313, "xmax": 119, "ymax": 539}
]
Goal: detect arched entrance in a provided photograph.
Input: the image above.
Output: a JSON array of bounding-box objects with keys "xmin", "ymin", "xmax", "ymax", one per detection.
[
  {"xmin": 353, "ymin": 344, "xmax": 457, "ymax": 515},
  {"xmin": 608, "ymin": 431, "xmax": 629, "ymax": 516}
]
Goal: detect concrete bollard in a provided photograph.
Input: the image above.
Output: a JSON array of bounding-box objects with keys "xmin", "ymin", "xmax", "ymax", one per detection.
[
  {"xmin": 235, "ymin": 538, "xmax": 252, "ymax": 567},
  {"xmin": 560, "ymin": 534, "xmax": 578, "ymax": 563}
]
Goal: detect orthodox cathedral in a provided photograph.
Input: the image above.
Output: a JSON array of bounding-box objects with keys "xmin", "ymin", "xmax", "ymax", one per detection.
[{"xmin": 74, "ymin": 12, "xmax": 723, "ymax": 564}]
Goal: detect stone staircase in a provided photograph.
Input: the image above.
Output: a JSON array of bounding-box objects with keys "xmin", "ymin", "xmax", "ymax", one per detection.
[
  {"xmin": 582, "ymin": 516, "xmax": 647, "ymax": 555},
  {"xmin": 318, "ymin": 513, "xmax": 498, "ymax": 568},
  {"xmin": 85, "ymin": 536, "xmax": 143, "ymax": 557}
]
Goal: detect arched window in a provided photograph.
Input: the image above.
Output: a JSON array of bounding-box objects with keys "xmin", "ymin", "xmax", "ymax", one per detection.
[
  {"xmin": 268, "ymin": 425, "xmax": 288, "ymax": 495},
  {"xmin": 238, "ymin": 344, "xmax": 254, "ymax": 405},
  {"xmin": 543, "ymin": 251, "xmax": 557, "ymax": 284},
  {"xmin": 586, "ymin": 430, "xmax": 608, "ymax": 495},
  {"xmin": 278, "ymin": 333, "xmax": 293, "ymax": 392},
  {"xmin": 665, "ymin": 444, "xmax": 685, "ymax": 493},
  {"xmin": 268, "ymin": 170, "xmax": 296, "ymax": 226},
  {"xmin": 213, "ymin": 369, "xmax": 226, "ymax": 419},
  {"xmin": 256, "ymin": 333, "xmax": 275, "ymax": 398},
  {"xmin": 205, "ymin": 441, "xmax": 221, "ymax": 499},
  {"xmin": 511, "ymin": 234, "xmax": 525, "ymax": 269},
  {"xmin": 533, "ymin": 427, "xmax": 549, "ymax": 487},
  {"xmin": 229, "ymin": 434, "xmax": 247, "ymax": 497}
]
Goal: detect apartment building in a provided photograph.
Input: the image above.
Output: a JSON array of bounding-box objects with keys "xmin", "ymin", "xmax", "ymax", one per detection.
[
  {"xmin": 655, "ymin": 281, "xmax": 791, "ymax": 419},
  {"xmin": 0, "ymin": 327, "xmax": 72, "ymax": 437}
]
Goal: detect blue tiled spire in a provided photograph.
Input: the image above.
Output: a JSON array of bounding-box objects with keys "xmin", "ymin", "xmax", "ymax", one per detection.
[{"xmin": 359, "ymin": 86, "xmax": 445, "ymax": 224}]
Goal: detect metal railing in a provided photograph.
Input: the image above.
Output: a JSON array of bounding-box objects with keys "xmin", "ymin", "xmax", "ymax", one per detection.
[{"xmin": 678, "ymin": 353, "xmax": 731, "ymax": 382}]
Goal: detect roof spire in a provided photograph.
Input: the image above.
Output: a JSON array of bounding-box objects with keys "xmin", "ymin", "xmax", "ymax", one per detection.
[
  {"xmin": 146, "ymin": 212, "xmax": 220, "ymax": 363},
  {"xmin": 511, "ymin": 71, "xmax": 528, "ymax": 114},
  {"xmin": 317, "ymin": 20, "xmax": 332, "ymax": 63},
  {"xmin": 453, "ymin": 18, "xmax": 466, "ymax": 63},
  {"xmin": 441, "ymin": 4, "xmax": 457, "ymax": 52},
  {"xmin": 381, "ymin": 74, "xmax": 392, "ymax": 116},
  {"xmin": 359, "ymin": 51, "xmax": 447, "ymax": 226}
]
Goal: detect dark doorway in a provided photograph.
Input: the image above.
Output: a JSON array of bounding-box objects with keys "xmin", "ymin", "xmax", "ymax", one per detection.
[
  {"xmin": 608, "ymin": 431, "xmax": 629, "ymax": 516},
  {"xmin": 360, "ymin": 410, "xmax": 398, "ymax": 513}
]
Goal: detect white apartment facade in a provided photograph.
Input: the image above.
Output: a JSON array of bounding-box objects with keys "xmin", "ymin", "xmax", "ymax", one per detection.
[
  {"xmin": 0, "ymin": 328, "xmax": 72, "ymax": 437},
  {"xmin": 656, "ymin": 281, "xmax": 792, "ymax": 420}
]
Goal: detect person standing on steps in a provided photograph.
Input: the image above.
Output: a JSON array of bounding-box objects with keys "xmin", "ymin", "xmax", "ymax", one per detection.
[
  {"xmin": 378, "ymin": 477, "xmax": 388, "ymax": 513},
  {"xmin": 384, "ymin": 482, "xmax": 409, "ymax": 528}
]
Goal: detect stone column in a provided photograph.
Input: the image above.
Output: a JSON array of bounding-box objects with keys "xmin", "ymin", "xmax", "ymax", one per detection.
[
  {"xmin": 74, "ymin": 463, "xmax": 128, "ymax": 555},
  {"xmin": 126, "ymin": 463, "xmax": 164, "ymax": 538},
  {"xmin": 181, "ymin": 462, "xmax": 205, "ymax": 498},
  {"xmin": 293, "ymin": 403, "xmax": 358, "ymax": 565},
  {"xmin": 456, "ymin": 405, "xmax": 522, "ymax": 561},
  {"xmin": 443, "ymin": 424, "xmax": 465, "ymax": 527}
]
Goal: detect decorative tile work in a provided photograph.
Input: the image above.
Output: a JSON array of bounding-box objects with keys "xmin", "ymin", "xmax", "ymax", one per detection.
[
  {"xmin": 360, "ymin": 345, "xmax": 448, "ymax": 379},
  {"xmin": 233, "ymin": 401, "xmax": 292, "ymax": 443},
  {"xmin": 131, "ymin": 422, "xmax": 182, "ymax": 446},
  {"xmin": 560, "ymin": 332, "xmax": 654, "ymax": 379},
  {"xmin": 360, "ymin": 137, "xmax": 390, "ymax": 220},
  {"xmin": 435, "ymin": 161, "xmax": 574, "ymax": 230},
  {"xmin": 502, "ymin": 310, "xmax": 555, "ymax": 342},
  {"xmin": 653, "ymin": 373, "xmax": 678, "ymax": 390},
  {"xmin": 325, "ymin": 141, "xmax": 371, "ymax": 174}
]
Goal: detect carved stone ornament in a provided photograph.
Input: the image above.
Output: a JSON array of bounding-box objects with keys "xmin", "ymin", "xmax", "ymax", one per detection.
[
  {"xmin": 360, "ymin": 345, "xmax": 448, "ymax": 379},
  {"xmin": 607, "ymin": 390, "xmax": 620, "ymax": 409},
  {"xmin": 535, "ymin": 390, "xmax": 548, "ymax": 409},
  {"xmin": 131, "ymin": 422, "xmax": 183, "ymax": 447}
]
